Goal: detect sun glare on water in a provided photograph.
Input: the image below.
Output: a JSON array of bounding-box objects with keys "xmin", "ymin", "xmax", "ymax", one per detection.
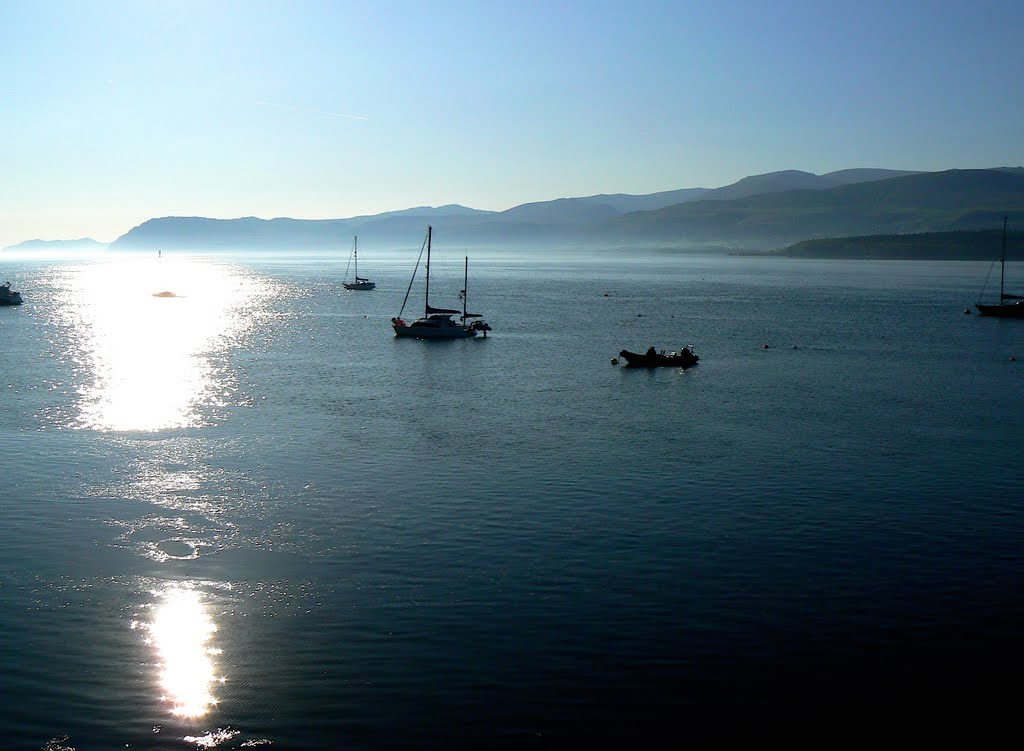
[
  {"xmin": 62, "ymin": 257, "xmax": 262, "ymax": 431},
  {"xmin": 136, "ymin": 584, "xmax": 225, "ymax": 719}
]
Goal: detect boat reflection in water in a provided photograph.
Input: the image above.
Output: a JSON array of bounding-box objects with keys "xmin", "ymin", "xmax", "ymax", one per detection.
[
  {"xmin": 57, "ymin": 256, "xmax": 267, "ymax": 431},
  {"xmin": 134, "ymin": 583, "xmax": 225, "ymax": 719}
]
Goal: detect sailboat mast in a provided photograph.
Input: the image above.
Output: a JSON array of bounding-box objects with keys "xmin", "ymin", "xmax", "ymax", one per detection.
[
  {"xmin": 353, "ymin": 236, "xmax": 358, "ymax": 281},
  {"xmin": 462, "ymin": 256, "xmax": 469, "ymax": 321},
  {"xmin": 1000, "ymin": 216, "xmax": 1007, "ymax": 300},
  {"xmin": 424, "ymin": 225, "xmax": 432, "ymax": 317}
]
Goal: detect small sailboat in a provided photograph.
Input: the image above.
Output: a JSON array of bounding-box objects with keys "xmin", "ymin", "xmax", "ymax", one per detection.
[
  {"xmin": 151, "ymin": 249, "xmax": 179, "ymax": 297},
  {"xmin": 392, "ymin": 225, "xmax": 490, "ymax": 338},
  {"xmin": 975, "ymin": 217, "xmax": 1024, "ymax": 318},
  {"xmin": 343, "ymin": 236, "xmax": 375, "ymax": 290},
  {"xmin": 458, "ymin": 256, "xmax": 491, "ymax": 337}
]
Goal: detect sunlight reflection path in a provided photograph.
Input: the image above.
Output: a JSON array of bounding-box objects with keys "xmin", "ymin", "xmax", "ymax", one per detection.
[
  {"xmin": 134, "ymin": 584, "xmax": 226, "ymax": 719},
  {"xmin": 63, "ymin": 257, "xmax": 261, "ymax": 431}
]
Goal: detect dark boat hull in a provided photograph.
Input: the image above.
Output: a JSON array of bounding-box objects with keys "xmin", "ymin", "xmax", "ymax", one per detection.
[
  {"xmin": 619, "ymin": 349, "xmax": 699, "ymax": 368},
  {"xmin": 975, "ymin": 302, "xmax": 1024, "ymax": 318}
]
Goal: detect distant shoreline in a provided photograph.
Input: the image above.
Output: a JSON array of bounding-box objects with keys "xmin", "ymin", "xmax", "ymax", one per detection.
[{"xmin": 733, "ymin": 229, "xmax": 1024, "ymax": 261}]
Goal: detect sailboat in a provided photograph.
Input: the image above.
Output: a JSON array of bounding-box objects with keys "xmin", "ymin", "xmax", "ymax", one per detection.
[
  {"xmin": 392, "ymin": 225, "xmax": 491, "ymax": 338},
  {"xmin": 458, "ymin": 256, "xmax": 491, "ymax": 337},
  {"xmin": 975, "ymin": 216, "xmax": 1024, "ymax": 317},
  {"xmin": 342, "ymin": 236, "xmax": 375, "ymax": 290}
]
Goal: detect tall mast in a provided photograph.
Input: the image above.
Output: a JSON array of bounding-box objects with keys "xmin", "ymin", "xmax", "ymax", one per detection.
[
  {"xmin": 1000, "ymin": 216, "xmax": 1007, "ymax": 300},
  {"xmin": 462, "ymin": 256, "xmax": 469, "ymax": 321},
  {"xmin": 353, "ymin": 236, "xmax": 358, "ymax": 280},
  {"xmin": 424, "ymin": 225, "xmax": 432, "ymax": 317}
]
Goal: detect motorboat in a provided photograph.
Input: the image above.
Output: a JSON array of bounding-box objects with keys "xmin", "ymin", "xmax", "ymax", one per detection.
[
  {"xmin": 618, "ymin": 346, "xmax": 698, "ymax": 368},
  {"xmin": 0, "ymin": 281, "xmax": 23, "ymax": 306}
]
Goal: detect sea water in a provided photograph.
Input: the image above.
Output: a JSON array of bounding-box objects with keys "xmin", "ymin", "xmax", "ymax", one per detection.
[{"xmin": 1, "ymin": 248, "xmax": 1022, "ymax": 748}]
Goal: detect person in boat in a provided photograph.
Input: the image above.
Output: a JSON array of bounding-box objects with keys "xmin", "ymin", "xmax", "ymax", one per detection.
[{"xmin": 646, "ymin": 346, "xmax": 657, "ymax": 357}]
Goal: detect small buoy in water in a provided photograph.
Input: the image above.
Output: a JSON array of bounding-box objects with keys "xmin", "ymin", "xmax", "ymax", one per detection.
[
  {"xmin": 1011, "ymin": 355, "xmax": 1017, "ymax": 362},
  {"xmin": 762, "ymin": 343, "xmax": 770, "ymax": 349},
  {"xmin": 603, "ymin": 292, "xmax": 609, "ymax": 297},
  {"xmin": 637, "ymin": 313, "xmax": 642, "ymax": 317},
  {"xmin": 611, "ymin": 357, "xmax": 619, "ymax": 365},
  {"xmin": 793, "ymin": 345, "xmax": 799, "ymax": 349},
  {"xmin": 964, "ymin": 309, "xmax": 972, "ymax": 315}
]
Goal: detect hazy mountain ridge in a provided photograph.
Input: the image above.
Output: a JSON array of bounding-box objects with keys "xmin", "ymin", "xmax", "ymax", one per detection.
[
  {"xmin": 348, "ymin": 204, "xmax": 495, "ymax": 221},
  {"xmin": 610, "ymin": 169, "xmax": 1024, "ymax": 245},
  {"xmin": 573, "ymin": 187, "xmax": 712, "ymax": 212},
  {"xmin": 109, "ymin": 207, "xmax": 499, "ymax": 250},
  {"xmin": 819, "ymin": 168, "xmax": 924, "ymax": 186},
  {"xmin": 774, "ymin": 228, "xmax": 1024, "ymax": 260},
  {"xmin": 502, "ymin": 187, "xmax": 713, "ymax": 218},
  {"xmin": 5, "ymin": 237, "xmax": 106, "ymax": 251},
  {"xmin": 13, "ymin": 166, "xmax": 1021, "ymax": 252},
  {"xmin": 700, "ymin": 169, "xmax": 832, "ymax": 200}
]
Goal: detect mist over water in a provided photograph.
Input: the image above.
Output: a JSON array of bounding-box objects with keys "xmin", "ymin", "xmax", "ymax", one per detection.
[{"xmin": 1, "ymin": 249, "xmax": 1022, "ymax": 747}]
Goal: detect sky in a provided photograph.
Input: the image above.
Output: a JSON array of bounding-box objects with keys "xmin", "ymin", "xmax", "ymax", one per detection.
[{"xmin": 1, "ymin": 0, "xmax": 1022, "ymax": 247}]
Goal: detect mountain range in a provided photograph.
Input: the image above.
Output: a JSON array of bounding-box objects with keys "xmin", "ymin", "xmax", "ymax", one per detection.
[
  {"xmin": 4, "ymin": 238, "xmax": 107, "ymax": 251},
  {"xmin": 611, "ymin": 168, "xmax": 1024, "ymax": 246},
  {"xmin": 6, "ymin": 167, "xmax": 1024, "ymax": 253}
]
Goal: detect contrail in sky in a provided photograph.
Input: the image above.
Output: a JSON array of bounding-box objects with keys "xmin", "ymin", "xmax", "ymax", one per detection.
[{"xmin": 255, "ymin": 100, "xmax": 368, "ymax": 120}]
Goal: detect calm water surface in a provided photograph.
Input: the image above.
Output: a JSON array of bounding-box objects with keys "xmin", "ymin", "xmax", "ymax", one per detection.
[{"xmin": 1, "ymin": 248, "xmax": 1022, "ymax": 747}]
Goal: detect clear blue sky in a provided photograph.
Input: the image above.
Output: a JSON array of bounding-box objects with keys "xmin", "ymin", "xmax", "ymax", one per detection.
[{"xmin": 1, "ymin": 0, "xmax": 1022, "ymax": 246}]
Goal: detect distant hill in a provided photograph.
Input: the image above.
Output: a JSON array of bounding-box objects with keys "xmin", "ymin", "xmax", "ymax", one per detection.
[
  {"xmin": 498, "ymin": 197, "xmax": 622, "ymax": 224},
  {"xmin": 551, "ymin": 170, "xmax": 917, "ymax": 212},
  {"xmin": 695, "ymin": 168, "xmax": 921, "ymax": 202},
  {"xmin": 3, "ymin": 237, "xmax": 105, "ymax": 252},
  {"xmin": 110, "ymin": 206, "xmax": 496, "ymax": 250},
  {"xmin": 350, "ymin": 204, "xmax": 494, "ymax": 221},
  {"xmin": 819, "ymin": 168, "xmax": 923, "ymax": 186},
  {"xmin": 774, "ymin": 228, "xmax": 1024, "ymax": 260},
  {"xmin": 498, "ymin": 187, "xmax": 712, "ymax": 220},
  {"xmin": 701, "ymin": 170, "xmax": 831, "ymax": 200},
  {"xmin": 100, "ymin": 167, "xmax": 1024, "ymax": 252},
  {"xmin": 609, "ymin": 169, "xmax": 1024, "ymax": 245},
  {"xmin": 512, "ymin": 169, "xmax": 920, "ymax": 223},
  {"xmin": 569, "ymin": 187, "xmax": 711, "ymax": 212}
]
